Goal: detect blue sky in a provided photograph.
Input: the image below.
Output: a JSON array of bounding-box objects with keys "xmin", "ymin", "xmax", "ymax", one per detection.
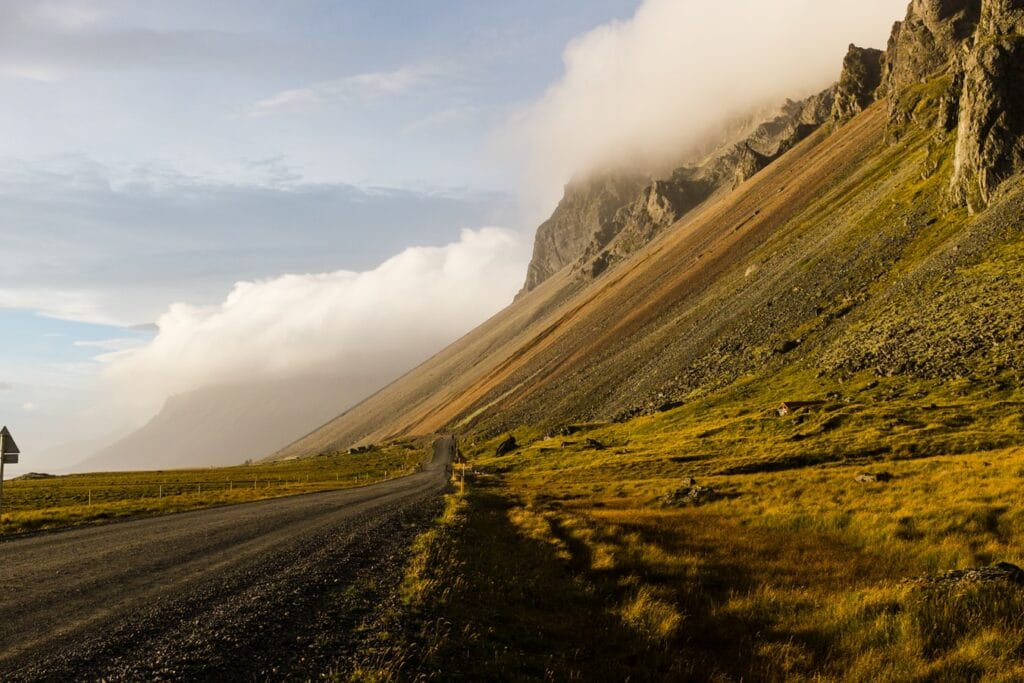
[{"xmin": 0, "ymin": 0, "xmax": 641, "ymax": 463}]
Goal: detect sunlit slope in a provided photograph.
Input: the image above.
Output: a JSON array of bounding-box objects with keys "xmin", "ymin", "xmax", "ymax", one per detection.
[{"xmin": 276, "ymin": 102, "xmax": 899, "ymax": 456}]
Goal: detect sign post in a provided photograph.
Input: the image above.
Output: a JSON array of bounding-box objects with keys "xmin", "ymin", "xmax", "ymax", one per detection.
[{"xmin": 0, "ymin": 426, "xmax": 21, "ymax": 524}]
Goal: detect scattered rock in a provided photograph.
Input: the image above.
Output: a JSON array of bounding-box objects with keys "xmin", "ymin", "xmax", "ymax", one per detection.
[
  {"xmin": 585, "ymin": 438, "xmax": 606, "ymax": 450},
  {"xmin": 657, "ymin": 400, "xmax": 684, "ymax": 412},
  {"xmin": 907, "ymin": 562, "xmax": 1024, "ymax": 587},
  {"xmin": 680, "ymin": 477, "xmax": 698, "ymax": 487},
  {"xmin": 855, "ymin": 471, "xmax": 894, "ymax": 483},
  {"xmin": 661, "ymin": 484, "xmax": 720, "ymax": 507},
  {"xmin": 495, "ymin": 435, "xmax": 518, "ymax": 457}
]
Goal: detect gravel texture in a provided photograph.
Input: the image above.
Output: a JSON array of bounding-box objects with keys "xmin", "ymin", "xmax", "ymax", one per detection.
[{"xmin": 0, "ymin": 438, "xmax": 454, "ymax": 681}]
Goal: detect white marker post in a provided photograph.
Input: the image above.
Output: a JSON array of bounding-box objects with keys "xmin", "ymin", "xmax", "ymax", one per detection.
[{"xmin": 0, "ymin": 426, "xmax": 22, "ymax": 523}]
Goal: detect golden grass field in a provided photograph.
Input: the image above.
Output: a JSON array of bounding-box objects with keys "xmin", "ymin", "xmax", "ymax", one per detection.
[
  {"xmin": 0, "ymin": 440, "xmax": 431, "ymax": 535},
  {"xmin": 351, "ymin": 370, "xmax": 1024, "ymax": 681}
]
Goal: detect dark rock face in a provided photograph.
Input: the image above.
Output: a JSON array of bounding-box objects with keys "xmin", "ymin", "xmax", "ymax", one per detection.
[
  {"xmin": 520, "ymin": 172, "xmax": 648, "ymax": 294},
  {"xmin": 832, "ymin": 44, "xmax": 886, "ymax": 120},
  {"xmin": 881, "ymin": 0, "xmax": 981, "ymax": 100},
  {"xmin": 949, "ymin": 0, "xmax": 1024, "ymax": 211},
  {"xmin": 520, "ymin": 88, "xmax": 836, "ymax": 293}
]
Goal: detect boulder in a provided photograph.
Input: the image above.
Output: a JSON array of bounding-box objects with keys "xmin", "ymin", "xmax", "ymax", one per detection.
[
  {"xmin": 855, "ymin": 471, "xmax": 894, "ymax": 483},
  {"xmin": 661, "ymin": 484, "xmax": 720, "ymax": 507},
  {"xmin": 495, "ymin": 435, "xmax": 518, "ymax": 457}
]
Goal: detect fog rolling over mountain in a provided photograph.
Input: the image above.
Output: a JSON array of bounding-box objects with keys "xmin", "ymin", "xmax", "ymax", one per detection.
[
  {"xmin": 76, "ymin": 227, "xmax": 526, "ymax": 470},
  {"xmin": 276, "ymin": 0, "xmax": 1024, "ymax": 460},
  {"xmin": 76, "ymin": 374, "xmax": 381, "ymax": 472}
]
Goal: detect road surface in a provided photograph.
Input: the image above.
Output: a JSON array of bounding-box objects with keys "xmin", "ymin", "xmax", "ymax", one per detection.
[{"xmin": 0, "ymin": 436, "xmax": 455, "ymax": 681}]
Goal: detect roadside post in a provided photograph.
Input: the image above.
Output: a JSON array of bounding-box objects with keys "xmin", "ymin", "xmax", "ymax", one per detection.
[{"xmin": 0, "ymin": 426, "xmax": 22, "ymax": 523}]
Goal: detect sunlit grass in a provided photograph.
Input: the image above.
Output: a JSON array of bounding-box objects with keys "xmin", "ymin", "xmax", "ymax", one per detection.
[
  {"xmin": 375, "ymin": 370, "xmax": 1024, "ymax": 679},
  {"xmin": 0, "ymin": 439, "xmax": 431, "ymax": 535}
]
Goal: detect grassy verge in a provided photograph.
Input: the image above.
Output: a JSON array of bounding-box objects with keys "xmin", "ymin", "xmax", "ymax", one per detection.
[{"xmin": 0, "ymin": 439, "xmax": 431, "ymax": 535}]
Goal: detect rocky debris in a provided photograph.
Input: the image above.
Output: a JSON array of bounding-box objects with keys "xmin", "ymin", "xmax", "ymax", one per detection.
[
  {"xmin": 832, "ymin": 44, "xmax": 886, "ymax": 120},
  {"xmin": 855, "ymin": 471, "xmax": 894, "ymax": 483},
  {"xmin": 679, "ymin": 477, "xmax": 698, "ymax": 487},
  {"xmin": 495, "ymin": 435, "xmax": 518, "ymax": 457},
  {"xmin": 584, "ymin": 438, "xmax": 606, "ymax": 450},
  {"xmin": 949, "ymin": 0, "xmax": 1024, "ymax": 212},
  {"xmin": 661, "ymin": 484, "xmax": 720, "ymax": 507},
  {"xmin": 657, "ymin": 400, "xmax": 684, "ymax": 413},
  {"xmin": 906, "ymin": 561, "xmax": 1024, "ymax": 587}
]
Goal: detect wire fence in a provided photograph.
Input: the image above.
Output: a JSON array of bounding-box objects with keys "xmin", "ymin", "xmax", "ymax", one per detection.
[{"xmin": 1, "ymin": 470, "xmax": 397, "ymax": 512}]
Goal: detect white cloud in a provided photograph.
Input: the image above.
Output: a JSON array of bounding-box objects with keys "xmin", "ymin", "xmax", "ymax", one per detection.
[
  {"xmin": 245, "ymin": 62, "xmax": 454, "ymax": 117},
  {"xmin": 507, "ymin": 0, "xmax": 907, "ymax": 209},
  {"xmin": 103, "ymin": 227, "xmax": 528, "ymax": 421},
  {"xmin": 21, "ymin": 401, "xmax": 37, "ymax": 412},
  {"xmin": 0, "ymin": 381, "xmax": 12, "ymax": 391}
]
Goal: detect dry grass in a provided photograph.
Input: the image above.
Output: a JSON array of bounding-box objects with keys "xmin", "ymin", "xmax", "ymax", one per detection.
[
  {"xmin": 0, "ymin": 439, "xmax": 430, "ymax": 535},
  {"xmin": 364, "ymin": 372, "xmax": 1024, "ymax": 680}
]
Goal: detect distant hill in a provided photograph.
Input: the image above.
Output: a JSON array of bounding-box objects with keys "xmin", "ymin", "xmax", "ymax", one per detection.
[
  {"xmin": 78, "ymin": 374, "xmax": 381, "ymax": 471},
  {"xmin": 273, "ymin": 0, "xmax": 1024, "ymax": 459}
]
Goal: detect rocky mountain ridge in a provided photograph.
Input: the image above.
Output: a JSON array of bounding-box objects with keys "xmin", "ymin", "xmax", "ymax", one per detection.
[{"xmin": 521, "ymin": 0, "xmax": 1024, "ymax": 294}]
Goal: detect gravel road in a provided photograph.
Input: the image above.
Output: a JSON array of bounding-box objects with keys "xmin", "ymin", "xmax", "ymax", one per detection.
[{"xmin": 0, "ymin": 436, "xmax": 455, "ymax": 681}]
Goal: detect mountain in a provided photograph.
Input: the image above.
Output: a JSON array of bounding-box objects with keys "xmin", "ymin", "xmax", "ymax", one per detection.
[
  {"xmin": 274, "ymin": 0, "xmax": 1024, "ymax": 460},
  {"xmin": 77, "ymin": 374, "xmax": 382, "ymax": 471}
]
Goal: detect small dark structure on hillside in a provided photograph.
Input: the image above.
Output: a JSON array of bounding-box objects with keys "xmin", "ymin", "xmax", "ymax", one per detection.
[{"xmin": 777, "ymin": 401, "xmax": 826, "ymax": 416}]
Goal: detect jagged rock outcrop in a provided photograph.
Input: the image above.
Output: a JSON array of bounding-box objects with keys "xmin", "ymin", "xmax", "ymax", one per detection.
[
  {"xmin": 520, "ymin": 172, "xmax": 647, "ymax": 293},
  {"xmin": 582, "ymin": 88, "xmax": 836, "ymax": 274},
  {"xmin": 881, "ymin": 0, "xmax": 982, "ymax": 99},
  {"xmin": 949, "ymin": 0, "xmax": 1024, "ymax": 211},
  {"xmin": 832, "ymin": 44, "xmax": 885, "ymax": 119},
  {"xmin": 875, "ymin": 0, "xmax": 1024, "ymax": 212},
  {"xmin": 520, "ymin": 88, "xmax": 837, "ymax": 292}
]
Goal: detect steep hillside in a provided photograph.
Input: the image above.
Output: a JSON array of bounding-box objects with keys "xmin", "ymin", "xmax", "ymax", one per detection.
[{"xmin": 276, "ymin": 0, "xmax": 1023, "ymax": 460}]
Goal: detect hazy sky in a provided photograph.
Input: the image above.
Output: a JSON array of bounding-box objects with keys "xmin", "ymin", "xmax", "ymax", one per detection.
[{"xmin": 0, "ymin": 0, "xmax": 907, "ymax": 470}]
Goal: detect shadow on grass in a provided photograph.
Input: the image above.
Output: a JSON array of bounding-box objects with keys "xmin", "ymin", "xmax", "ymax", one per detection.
[
  {"xmin": 411, "ymin": 486, "xmax": 855, "ymax": 680},
  {"xmin": 412, "ymin": 489, "xmax": 672, "ymax": 681}
]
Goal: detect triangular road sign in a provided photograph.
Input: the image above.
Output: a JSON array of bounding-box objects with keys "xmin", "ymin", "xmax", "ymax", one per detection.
[{"xmin": 1, "ymin": 426, "xmax": 19, "ymax": 455}]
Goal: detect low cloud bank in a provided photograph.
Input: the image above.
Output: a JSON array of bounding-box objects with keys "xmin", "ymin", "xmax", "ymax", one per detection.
[
  {"xmin": 509, "ymin": 0, "xmax": 907, "ymax": 209},
  {"xmin": 104, "ymin": 227, "xmax": 527, "ymax": 424}
]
